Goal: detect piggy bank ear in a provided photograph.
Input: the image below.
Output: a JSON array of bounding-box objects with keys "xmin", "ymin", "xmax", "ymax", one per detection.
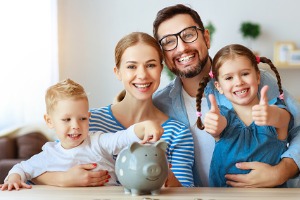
[
  {"xmin": 154, "ymin": 140, "xmax": 168, "ymax": 151},
  {"xmin": 129, "ymin": 142, "xmax": 142, "ymax": 153}
]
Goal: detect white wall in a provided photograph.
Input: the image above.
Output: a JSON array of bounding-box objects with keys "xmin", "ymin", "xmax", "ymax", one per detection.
[{"xmin": 58, "ymin": 0, "xmax": 300, "ymax": 108}]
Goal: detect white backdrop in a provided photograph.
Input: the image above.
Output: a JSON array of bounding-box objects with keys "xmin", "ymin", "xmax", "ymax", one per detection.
[
  {"xmin": 0, "ymin": 0, "xmax": 58, "ymax": 131},
  {"xmin": 58, "ymin": 0, "xmax": 300, "ymax": 108}
]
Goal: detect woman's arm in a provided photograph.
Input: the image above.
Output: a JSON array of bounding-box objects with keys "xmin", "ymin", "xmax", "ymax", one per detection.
[
  {"xmin": 32, "ymin": 164, "xmax": 110, "ymax": 187},
  {"xmin": 163, "ymin": 121, "xmax": 194, "ymax": 187},
  {"xmin": 164, "ymin": 164, "xmax": 181, "ymax": 187}
]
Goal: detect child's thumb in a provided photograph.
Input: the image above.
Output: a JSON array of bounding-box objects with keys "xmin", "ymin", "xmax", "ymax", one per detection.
[
  {"xmin": 209, "ymin": 94, "xmax": 219, "ymax": 114},
  {"xmin": 259, "ymin": 85, "xmax": 269, "ymax": 105}
]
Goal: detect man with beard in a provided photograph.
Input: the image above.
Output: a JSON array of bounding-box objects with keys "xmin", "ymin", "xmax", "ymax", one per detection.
[{"xmin": 153, "ymin": 4, "xmax": 300, "ymax": 188}]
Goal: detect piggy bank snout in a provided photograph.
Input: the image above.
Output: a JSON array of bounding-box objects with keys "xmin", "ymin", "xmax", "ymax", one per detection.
[{"xmin": 143, "ymin": 163, "xmax": 162, "ymax": 177}]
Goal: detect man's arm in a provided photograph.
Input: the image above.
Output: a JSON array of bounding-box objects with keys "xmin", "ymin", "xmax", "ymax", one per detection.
[
  {"xmin": 260, "ymin": 70, "xmax": 300, "ymax": 171},
  {"xmin": 225, "ymin": 158, "xmax": 298, "ymax": 187}
]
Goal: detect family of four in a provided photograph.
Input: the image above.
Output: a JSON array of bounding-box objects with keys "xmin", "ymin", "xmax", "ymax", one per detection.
[{"xmin": 1, "ymin": 4, "xmax": 300, "ymax": 191}]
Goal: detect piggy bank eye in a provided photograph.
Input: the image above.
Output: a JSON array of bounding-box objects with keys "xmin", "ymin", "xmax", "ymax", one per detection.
[
  {"xmin": 155, "ymin": 154, "xmax": 158, "ymax": 156},
  {"xmin": 145, "ymin": 154, "xmax": 148, "ymax": 156}
]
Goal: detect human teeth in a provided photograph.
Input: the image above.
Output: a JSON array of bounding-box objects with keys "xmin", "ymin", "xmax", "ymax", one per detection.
[
  {"xmin": 179, "ymin": 55, "xmax": 193, "ymax": 62},
  {"xmin": 69, "ymin": 134, "xmax": 79, "ymax": 138},
  {"xmin": 235, "ymin": 90, "xmax": 247, "ymax": 95},
  {"xmin": 134, "ymin": 83, "xmax": 150, "ymax": 88}
]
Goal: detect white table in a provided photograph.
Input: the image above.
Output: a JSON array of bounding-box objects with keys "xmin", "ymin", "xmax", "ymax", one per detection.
[{"xmin": 1, "ymin": 185, "xmax": 300, "ymax": 200}]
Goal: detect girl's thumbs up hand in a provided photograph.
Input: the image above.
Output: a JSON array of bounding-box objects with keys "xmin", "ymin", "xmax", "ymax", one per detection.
[
  {"xmin": 204, "ymin": 94, "xmax": 227, "ymax": 140},
  {"xmin": 252, "ymin": 85, "xmax": 271, "ymax": 126}
]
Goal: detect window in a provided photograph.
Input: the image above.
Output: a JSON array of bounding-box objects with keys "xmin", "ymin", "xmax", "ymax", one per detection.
[{"xmin": 0, "ymin": 0, "xmax": 58, "ymax": 131}]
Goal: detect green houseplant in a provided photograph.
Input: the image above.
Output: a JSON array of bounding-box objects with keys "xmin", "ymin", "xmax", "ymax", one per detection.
[
  {"xmin": 240, "ymin": 21, "xmax": 260, "ymax": 39},
  {"xmin": 240, "ymin": 21, "xmax": 261, "ymax": 50},
  {"xmin": 206, "ymin": 21, "xmax": 216, "ymax": 43}
]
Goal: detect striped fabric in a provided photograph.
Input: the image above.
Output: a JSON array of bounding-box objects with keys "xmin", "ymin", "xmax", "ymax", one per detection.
[{"xmin": 89, "ymin": 105, "xmax": 194, "ymax": 187}]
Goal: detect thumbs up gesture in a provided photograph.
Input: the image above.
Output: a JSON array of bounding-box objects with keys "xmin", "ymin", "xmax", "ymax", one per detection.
[
  {"xmin": 204, "ymin": 94, "xmax": 227, "ymax": 140},
  {"xmin": 252, "ymin": 85, "xmax": 272, "ymax": 126}
]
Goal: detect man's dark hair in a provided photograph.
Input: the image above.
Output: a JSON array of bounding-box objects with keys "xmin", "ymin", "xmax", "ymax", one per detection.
[{"xmin": 153, "ymin": 4, "xmax": 205, "ymax": 40}]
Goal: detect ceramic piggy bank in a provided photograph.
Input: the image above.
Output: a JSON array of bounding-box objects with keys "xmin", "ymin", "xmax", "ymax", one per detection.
[{"xmin": 115, "ymin": 140, "xmax": 169, "ymax": 196}]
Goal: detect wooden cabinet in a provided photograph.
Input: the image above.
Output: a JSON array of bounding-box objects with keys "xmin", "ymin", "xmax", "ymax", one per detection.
[{"xmin": 276, "ymin": 65, "xmax": 300, "ymax": 69}]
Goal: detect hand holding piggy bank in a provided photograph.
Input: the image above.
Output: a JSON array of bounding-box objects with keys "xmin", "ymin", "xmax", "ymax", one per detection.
[{"xmin": 115, "ymin": 140, "xmax": 169, "ymax": 196}]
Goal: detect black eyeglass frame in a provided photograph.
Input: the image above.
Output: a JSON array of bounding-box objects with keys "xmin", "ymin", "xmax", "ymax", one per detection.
[{"xmin": 158, "ymin": 26, "xmax": 204, "ymax": 51}]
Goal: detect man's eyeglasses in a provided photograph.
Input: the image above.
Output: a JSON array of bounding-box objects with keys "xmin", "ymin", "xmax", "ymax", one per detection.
[{"xmin": 159, "ymin": 26, "xmax": 204, "ymax": 51}]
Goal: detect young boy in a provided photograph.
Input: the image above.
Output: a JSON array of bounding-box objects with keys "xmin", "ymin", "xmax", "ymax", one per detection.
[{"xmin": 1, "ymin": 79, "xmax": 163, "ymax": 191}]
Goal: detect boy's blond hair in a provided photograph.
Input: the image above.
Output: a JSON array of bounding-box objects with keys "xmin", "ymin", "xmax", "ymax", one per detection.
[{"xmin": 45, "ymin": 79, "xmax": 88, "ymax": 114}]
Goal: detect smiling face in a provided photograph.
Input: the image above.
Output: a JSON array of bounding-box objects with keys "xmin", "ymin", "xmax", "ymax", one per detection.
[
  {"xmin": 44, "ymin": 98, "xmax": 90, "ymax": 149},
  {"xmin": 156, "ymin": 14, "xmax": 210, "ymax": 78},
  {"xmin": 114, "ymin": 43, "xmax": 163, "ymax": 101},
  {"xmin": 214, "ymin": 56, "xmax": 260, "ymax": 107}
]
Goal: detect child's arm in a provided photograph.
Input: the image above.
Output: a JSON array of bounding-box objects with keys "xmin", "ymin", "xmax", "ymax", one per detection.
[
  {"xmin": 1, "ymin": 173, "xmax": 32, "ymax": 191},
  {"xmin": 97, "ymin": 120, "xmax": 164, "ymax": 156},
  {"xmin": 252, "ymin": 85, "xmax": 290, "ymax": 140},
  {"xmin": 204, "ymin": 94, "xmax": 227, "ymax": 141},
  {"xmin": 134, "ymin": 120, "xmax": 164, "ymax": 144}
]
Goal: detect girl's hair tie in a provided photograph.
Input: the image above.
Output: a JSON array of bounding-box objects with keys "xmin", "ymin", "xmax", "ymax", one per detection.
[
  {"xmin": 256, "ymin": 56, "xmax": 260, "ymax": 64},
  {"xmin": 196, "ymin": 111, "xmax": 202, "ymax": 117},
  {"xmin": 279, "ymin": 93, "xmax": 284, "ymax": 100},
  {"xmin": 209, "ymin": 70, "xmax": 214, "ymax": 78}
]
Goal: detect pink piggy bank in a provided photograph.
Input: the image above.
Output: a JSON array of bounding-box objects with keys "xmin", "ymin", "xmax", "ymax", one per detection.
[{"xmin": 115, "ymin": 140, "xmax": 168, "ymax": 196}]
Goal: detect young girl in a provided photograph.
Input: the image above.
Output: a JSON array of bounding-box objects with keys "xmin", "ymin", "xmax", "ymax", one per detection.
[
  {"xmin": 196, "ymin": 44, "xmax": 293, "ymax": 187},
  {"xmin": 33, "ymin": 32, "xmax": 194, "ymax": 187}
]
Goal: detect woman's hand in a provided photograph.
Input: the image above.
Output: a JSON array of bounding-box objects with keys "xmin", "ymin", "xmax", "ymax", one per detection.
[
  {"xmin": 164, "ymin": 164, "xmax": 182, "ymax": 187},
  {"xmin": 33, "ymin": 163, "xmax": 110, "ymax": 187},
  {"xmin": 225, "ymin": 158, "xmax": 298, "ymax": 187}
]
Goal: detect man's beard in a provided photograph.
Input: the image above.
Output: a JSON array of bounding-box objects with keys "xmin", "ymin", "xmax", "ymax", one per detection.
[{"xmin": 169, "ymin": 54, "xmax": 209, "ymax": 78}]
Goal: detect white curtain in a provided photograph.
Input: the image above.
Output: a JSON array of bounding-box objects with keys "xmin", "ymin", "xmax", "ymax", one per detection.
[{"xmin": 0, "ymin": 0, "xmax": 58, "ymax": 131}]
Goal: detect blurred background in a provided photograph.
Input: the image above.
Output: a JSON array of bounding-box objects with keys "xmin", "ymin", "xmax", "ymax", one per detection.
[{"xmin": 1, "ymin": 0, "xmax": 300, "ymax": 131}]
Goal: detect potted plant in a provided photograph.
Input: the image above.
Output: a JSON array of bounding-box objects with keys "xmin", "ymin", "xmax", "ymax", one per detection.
[
  {"xmin": 206, "ymin": 21, "xmax": 216, "ymax": 43},
  {"xmin": 240, "ymin": 21, "xmax": 261, "ymax": 51}
]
